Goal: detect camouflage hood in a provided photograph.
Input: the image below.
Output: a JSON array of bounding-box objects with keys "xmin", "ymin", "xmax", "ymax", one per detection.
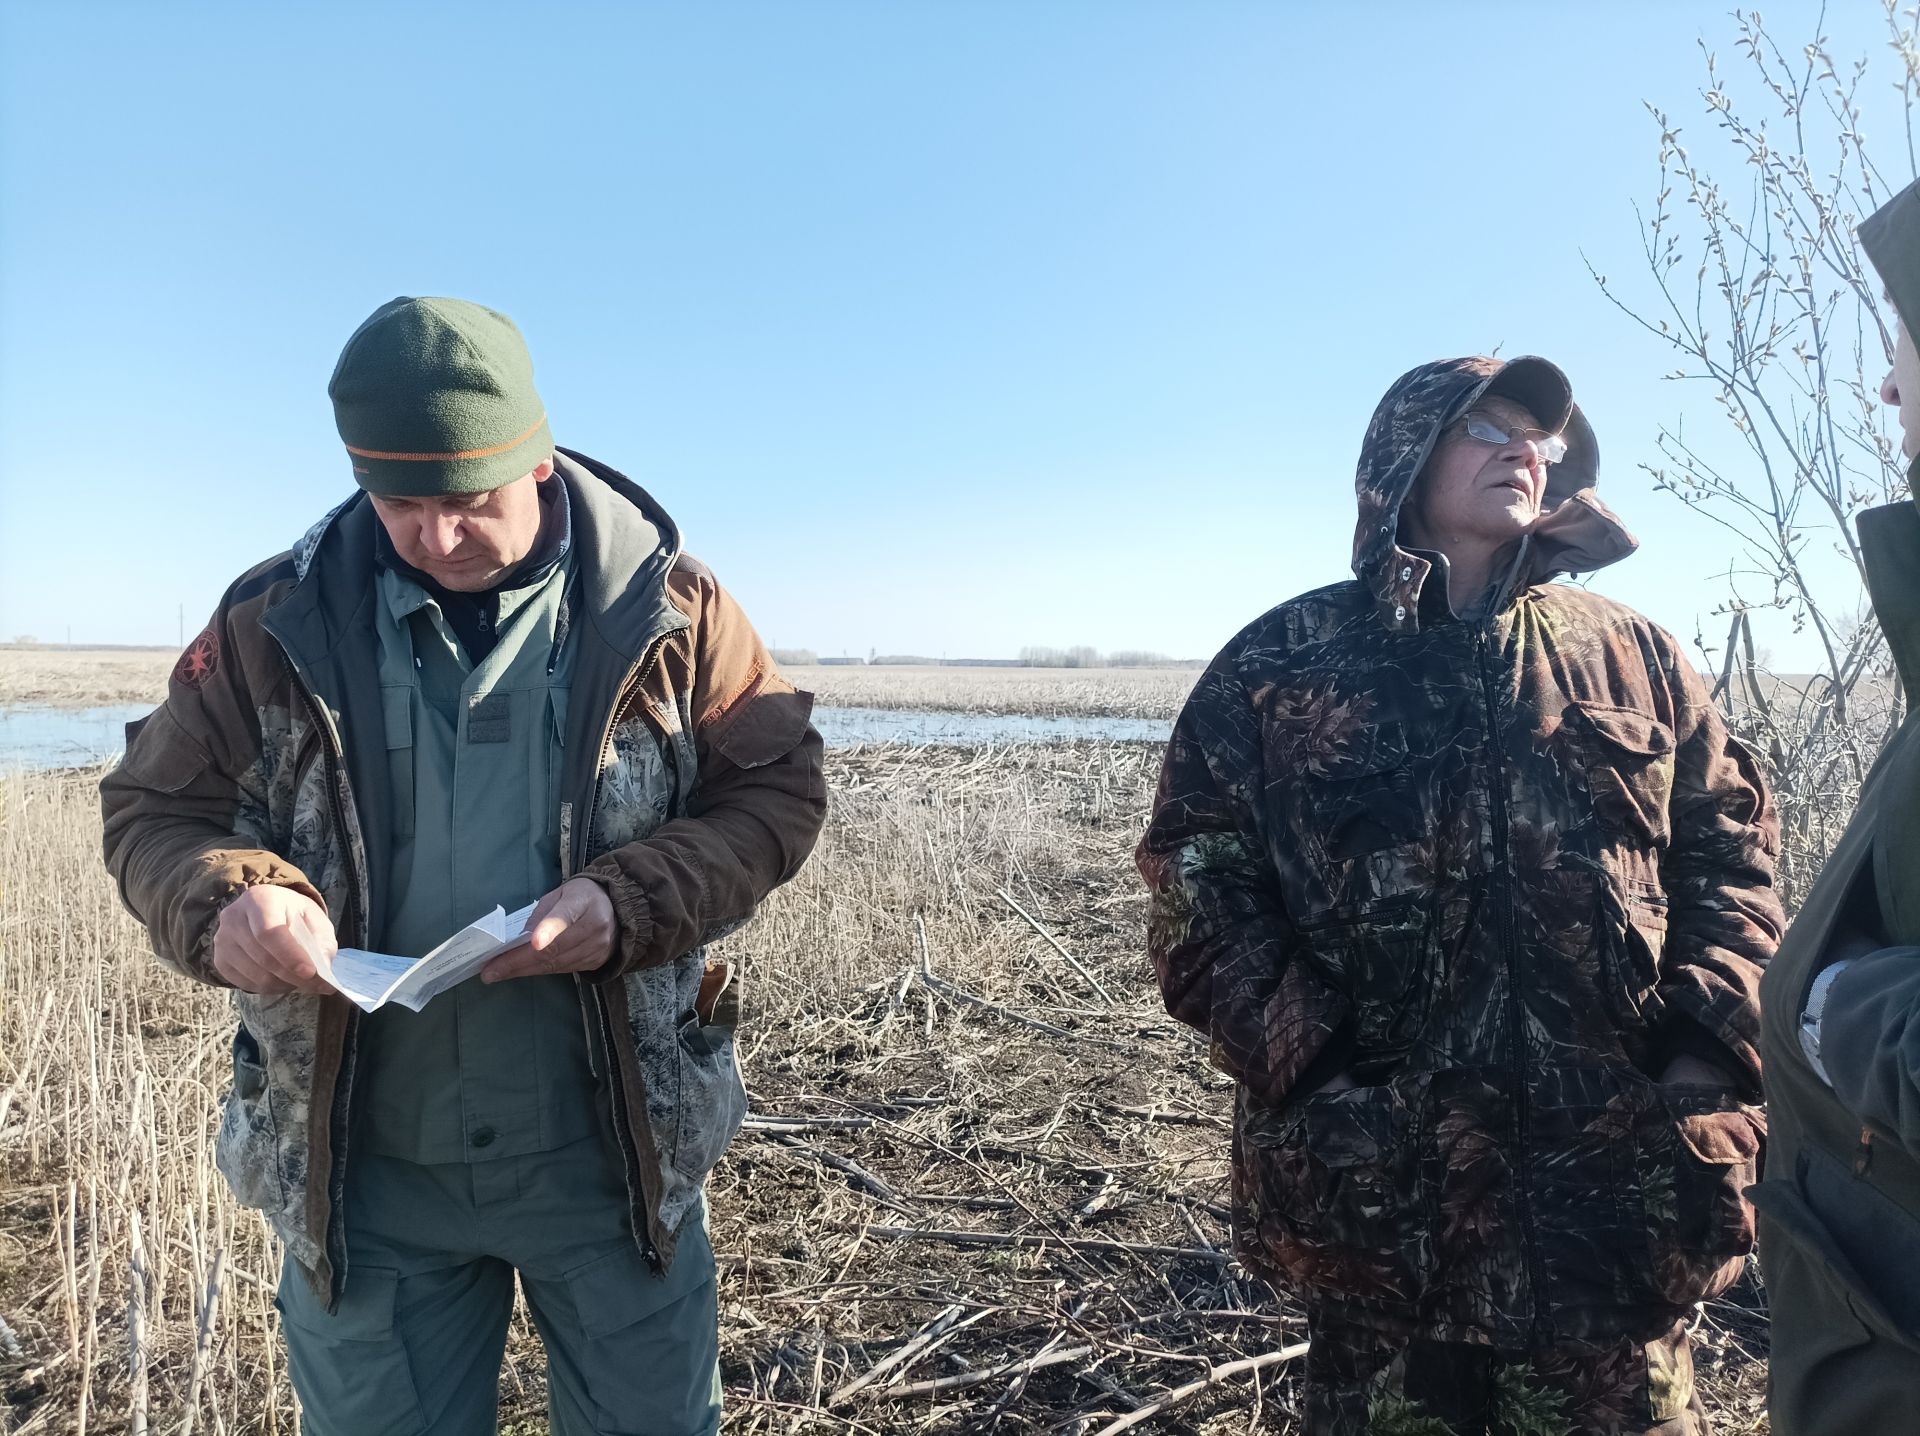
[{"xmin": 1351, "ymin": 355, "xmax": 1638, "ymax": 634}]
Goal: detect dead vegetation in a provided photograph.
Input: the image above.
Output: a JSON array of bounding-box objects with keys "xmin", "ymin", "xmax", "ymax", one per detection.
[
  {"xmin": 784, "ymin": 666, "xmax": 1199, "ymax": 721},
  {"xmin": 0, "ymin": 650, "xmax": 1200, "ymax": 723},
  {"xmin": 0, "ymin": 650, "xmax": 173, "ymax": 709},
  {"xmin": 0, "ymin": 742, "xmax": 1773, "ymax": 1433}
]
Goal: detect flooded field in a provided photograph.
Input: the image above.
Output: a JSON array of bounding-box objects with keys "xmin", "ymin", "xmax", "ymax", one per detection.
[{"xmin": 0, "ymin": 702, "xmax": 1173, "ymax": 771}]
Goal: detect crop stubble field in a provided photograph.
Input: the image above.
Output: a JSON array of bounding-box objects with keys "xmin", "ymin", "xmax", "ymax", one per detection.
[
  {"xmin": 0, "ymin": 650, "xmax": 1201, "ymax": 720},
  {"xmin": 0, "ymin": 655, "xmax": 1770, "ymax": 1434}
]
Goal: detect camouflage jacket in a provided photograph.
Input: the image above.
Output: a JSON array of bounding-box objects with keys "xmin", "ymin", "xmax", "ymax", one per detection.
[
  {"xmin": 101, "ymin": 448, "xmax": 827, "ymax": 1307},
  {"xmin": 1139, "ymin": 358, "xmax": 1783, "ymax": 1346}
]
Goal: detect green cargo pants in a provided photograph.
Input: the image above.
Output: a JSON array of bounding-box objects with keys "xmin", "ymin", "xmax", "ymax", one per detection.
[{"xmin": 276, "ymin": 1132, "xmax": 721, "ymax": 1436}]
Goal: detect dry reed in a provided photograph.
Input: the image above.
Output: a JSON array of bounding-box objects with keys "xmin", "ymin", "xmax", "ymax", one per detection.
[
  {"xmin": 784, "ymin": 666, "xmax": 1198, "ymax": 720},
  {"xmin": 0, "ymin": 742, "xmax": 1770, "ymax": 1433},
  {"xmin": 0, "ymin": 651, "xmax": 1199, "ymax": 721},
  {"xmin": 0, "ymin": 652, "xmax": 174, "ymax": 710}
]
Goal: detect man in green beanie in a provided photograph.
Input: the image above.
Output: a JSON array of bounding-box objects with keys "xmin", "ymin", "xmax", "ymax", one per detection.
[
  {"xmin": 1757, "ymin": 179, "xmax": 1920, "ymax": 1434},
  {"xmin": 102, "ymin": 296, "xmax": 828, "ymax": 1435}
]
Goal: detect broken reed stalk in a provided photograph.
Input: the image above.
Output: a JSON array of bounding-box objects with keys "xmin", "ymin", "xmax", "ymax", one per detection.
[
  {"xmin": 179, "ymin": 1244, "xmax": 227, "ymax": 1436},
  {"xmin": 863, "ymin": 1224, "xmax": 1230, "ymax": 1264},
  {"xmin": 868, "ymin": 1340, "xmax": 1097, "ymax": 1401},
  {"xmin": 997, "ymin": 886, "xmax": 1114, "ymax": 1003},
  {"xmin": 127, "ymin": 1210, "xmax": 148, "ymax": 1436},
  {"xmin": 1088, "ymin": 1343, "xmax": 1311, "ymax": 1435},
  {"xmin": 828, "ymin": 1303, "xmax": 973, "ymax": 1405}
]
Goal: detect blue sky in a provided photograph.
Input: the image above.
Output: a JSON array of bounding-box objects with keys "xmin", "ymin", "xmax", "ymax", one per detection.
[{"xmin": 1, "ymin": 1, "xmax": 1910, "ymax": 665}]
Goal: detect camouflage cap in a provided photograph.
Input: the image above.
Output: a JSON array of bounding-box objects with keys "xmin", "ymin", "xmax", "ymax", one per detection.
[{"xmin": 1482, "ymin": 354, "xmax": 1572, "ymax": 435}]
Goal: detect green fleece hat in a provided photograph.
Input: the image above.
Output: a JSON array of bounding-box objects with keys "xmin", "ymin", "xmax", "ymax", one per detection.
[{"xmin": 328, "ymin": 296, "xmax": 553, "ymax": 496}]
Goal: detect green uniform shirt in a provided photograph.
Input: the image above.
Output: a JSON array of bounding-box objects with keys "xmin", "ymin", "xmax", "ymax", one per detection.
[{"xmin": 355, "ymin": 555, "xmax": 602, "ymax": 1164}]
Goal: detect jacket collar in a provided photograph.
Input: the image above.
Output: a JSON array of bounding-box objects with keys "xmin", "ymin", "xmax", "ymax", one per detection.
[{"xmin": 1861, "ymin": 498, "xmax": 1920, "ymax": 694}]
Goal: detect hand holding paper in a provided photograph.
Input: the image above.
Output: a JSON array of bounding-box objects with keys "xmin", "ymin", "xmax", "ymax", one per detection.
[
  {"xmin": 212, "ymin": 886, "xmax": 338, "ymax": 996},
  {"xmin": 323, "ymin": 902, "xmax": 537, "ymax": 1013},
  {"xmin": 481, "ymin": 878, "xmax": 618, "ymax": 983}
]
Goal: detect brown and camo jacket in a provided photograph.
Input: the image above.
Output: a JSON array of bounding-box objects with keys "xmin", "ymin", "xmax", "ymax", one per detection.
[{"xmin": 1138, "ymin": 357, "xmax": 1783, "ymax": 1347}]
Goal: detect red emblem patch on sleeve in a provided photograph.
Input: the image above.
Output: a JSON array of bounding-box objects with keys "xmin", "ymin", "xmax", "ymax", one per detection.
[{"xmin": 173, "ymin": 628, "xmax": 221, "ymax": 690}]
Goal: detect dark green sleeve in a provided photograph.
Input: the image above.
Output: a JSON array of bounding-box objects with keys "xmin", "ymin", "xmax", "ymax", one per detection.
[{"xmin": 1821, "ymin": 946, "xmax": 1920, "ymax": 1148}]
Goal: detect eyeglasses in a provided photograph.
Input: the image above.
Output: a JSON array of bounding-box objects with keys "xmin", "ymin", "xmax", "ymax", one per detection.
[{"xmin": 1457, "ymin": 412, "xmax": 1568, "ymax": 464}]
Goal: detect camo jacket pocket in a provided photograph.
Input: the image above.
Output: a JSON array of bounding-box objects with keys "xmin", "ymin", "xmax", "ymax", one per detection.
[
  {"xmin": 670, "ymin": 1011, "xmax": 748, "ymax": 1181},
  {"xmin": 1568, "ymin": 701, "xmax": 1676, "ymax": 848},
  {"xmin": 1600, "ymin": 886, "xmax": 1670, "ymax": 1036},
  {"xmin": 1237, "ymin": 1083, "xmax": 1430, "ymax": 1312},
  {"xmin": 1297, "ymin": 900, "xmax": 1435, "ymax": 1057},
  {"xmin": 1632, "ymin": 1084, "xmax": 1765, "ymax": 1309},
  {"xmin": 1297, "ymin": 721, "xmax": 1421, "ymax": 866},
  {"xmin": 214, "ymin": 1025, "xmax": 288, "ymax": 1216}
]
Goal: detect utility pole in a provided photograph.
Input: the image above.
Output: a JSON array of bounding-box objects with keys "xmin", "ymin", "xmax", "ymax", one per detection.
[{"xmin": 179, "ymin": 604, "xmax": 184, "ymax": 648}]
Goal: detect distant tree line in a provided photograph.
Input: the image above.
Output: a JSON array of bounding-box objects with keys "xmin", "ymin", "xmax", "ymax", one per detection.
[
  {"xmin": 1016, "ymin": 646, "xmax": 1197, "ymax": 669},
  {"xmin": 770, "ymin": 647, "xmax": 1204, "ymax": 668}
]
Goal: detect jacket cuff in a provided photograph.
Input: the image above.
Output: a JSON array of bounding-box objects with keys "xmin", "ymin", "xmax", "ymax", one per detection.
[
  {"xmin": 578, "ymin": 863, "xmax": 654, "ymax": 982},
  {"xmin": 186, "ymin": 858, "xmax": 326, "ymax": 986}
]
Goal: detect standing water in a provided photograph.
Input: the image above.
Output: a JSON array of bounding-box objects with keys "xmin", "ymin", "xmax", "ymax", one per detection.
[
  {"xmin": 0, "ymin": 705, "xmax": 157, "ymax": 769},
  {"xmin": 2, "ymin": 704, "xmax": 1172, "ymax": 771}
]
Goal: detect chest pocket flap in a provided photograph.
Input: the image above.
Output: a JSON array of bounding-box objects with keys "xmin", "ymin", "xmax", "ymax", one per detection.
[{"xmin": 1568, "ymin": 701, "xmax": 1676, "ymax": 847}]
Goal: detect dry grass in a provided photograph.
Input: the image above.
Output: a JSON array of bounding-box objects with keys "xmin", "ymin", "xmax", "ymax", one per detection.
[
  {"xmin": 0, "ymin": 651, "xmax": 174, "ymax": 709},
  {"xmin": 783, "ymin": 667, "xmax": 1199, "ymax": 720},
  {"xmin": 0, "ymin": 744, "xmax": 1769, "ymax": 1434},
  {"xmin": 0, "ymin": 651, "xmax": 1200, "ymax": 721}
]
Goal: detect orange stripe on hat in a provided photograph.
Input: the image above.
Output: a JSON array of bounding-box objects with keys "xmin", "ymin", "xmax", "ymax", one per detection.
[{"xmin": 344, "ymin": 413, "xmax": 547, "ymax": 462}]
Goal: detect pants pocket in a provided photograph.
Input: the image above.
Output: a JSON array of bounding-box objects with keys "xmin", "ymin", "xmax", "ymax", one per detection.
[
  {"xmin": 533, "ymin": 1228, "xmax": 722, "ymax": 1436},
  {"xmin": 1238, "ymin": 1084, "xmax": 1430, "ymax": 1311},
  {"xmin": 277, "ymin": 1264, "xmax": 430, "ymax": 1436}
]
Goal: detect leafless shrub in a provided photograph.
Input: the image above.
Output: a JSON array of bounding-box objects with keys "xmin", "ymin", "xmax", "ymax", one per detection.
[{"xmin": 1592, "ymin": 1, "xmax": 1920, "ymax": 910}]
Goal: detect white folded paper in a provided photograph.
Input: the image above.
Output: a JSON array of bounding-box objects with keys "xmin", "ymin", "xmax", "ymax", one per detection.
[{"xmin": 322, "ymin": 902, "xmax": 539, "ymax": 1014}]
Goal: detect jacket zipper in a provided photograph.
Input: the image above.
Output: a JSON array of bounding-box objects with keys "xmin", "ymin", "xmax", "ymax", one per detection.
[
  {"xmin": 275, "ymin": 648, "xmax": 369, "ymax": 1300},
  {"xmin": 1474, "ymin": 619, "xmax": 1547, "ymax": 1341},
  {"xmin": 277, "ymin": 652, "xmax": 367, "ymax": 944},
  {"xmin": 579, "ymin": 629, "xmax": 679, "ymax": 1273}
]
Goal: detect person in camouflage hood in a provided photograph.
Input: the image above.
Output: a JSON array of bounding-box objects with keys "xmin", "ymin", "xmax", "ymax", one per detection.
[
  {"xmin": 1758, "ymin": 175, "xmax": 1920, "ymax": 1435},
  {"xmin": 1138, "ymin": 355, "xmax": 1782, "ymax": 1435}
]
